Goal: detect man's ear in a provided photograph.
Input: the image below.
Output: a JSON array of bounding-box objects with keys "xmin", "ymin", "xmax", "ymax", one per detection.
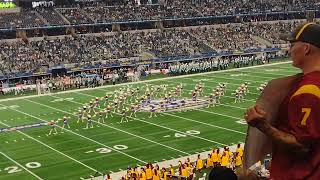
[{"xmin": 304, "ymin": 43, "xmax": 311, "ymax": 56}]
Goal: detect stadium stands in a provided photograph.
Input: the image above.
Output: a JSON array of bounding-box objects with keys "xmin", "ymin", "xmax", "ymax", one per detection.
[
  {"xmin": 36, "ymin": 8, "xmax": 68, "ymax": 26},
  {"xmin": 194, "ymin": 0, "xmax": 318, "ymax": 16},
  {"xmin": 0, "ymin": 0, "xmax": 317, "ymax": 28},
  {"xmin": 247, "ymin": 20, "xmax": 306, "ymax": 45},
  {"xmin": 0, "ymin": 20, "xmax": 301, "ymax": 78},
  {"xmin": 0, "ymin": 11, "xmax": 44, "ymax": 29},
  {"xmin": 190, "ymin": 24, "xmax": 263, "ymax": 53},
  {"xmin": 0, "ymin": 1, "xmax": 311, "ymax": 179},
  {"xmin": 56, "ymin": 8, "xmax": 94, "ymax": 24}
]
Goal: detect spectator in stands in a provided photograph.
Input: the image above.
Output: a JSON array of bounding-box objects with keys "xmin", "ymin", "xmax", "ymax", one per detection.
[
  {"xmin": 0, "ymin": 0, "xmax": 316, "ymax": 29},
  {"xmin": 106, "ymin": 174, "xmax": 112, "ymax": 180},
  {"xmin": 245, "ymin": 23, "xmax": 320, "ymax": 179},
  {"xmin": 196, "ymin": 154, "xmax": 204, "ymax": 172}
]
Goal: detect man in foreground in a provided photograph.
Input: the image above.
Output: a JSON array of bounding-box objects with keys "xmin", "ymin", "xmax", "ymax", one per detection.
[{"xmin": 245, "ymin": 23, "xmax": 320, "ymax": 179}]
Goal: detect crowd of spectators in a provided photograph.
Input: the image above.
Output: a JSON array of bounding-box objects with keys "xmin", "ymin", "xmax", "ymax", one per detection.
[
  {"xmin": 0, "ymin": 19, "xmax": 298, "ymax": 78},
  {"xmin": 56, "ymin": 8, "xmax": 94, "ymax": 25},
  {"xmin": 246, "ymin": 20, "xmax": 305, "ymax": 44},
  {"xmin": 0, "ymin": 11, "xmax": 44, "ymax": 29},
  {"xmin": 0, "ymin": 0, "xmax": 318, "ymax": 28},
  {"xmin": 194, "ymin": 0, "xmax": 318, "ymax": 16},
  {"xmin": 190, "ymin": 24, "xmax": 263, "ymax": 52},
  {"xmin": 96, "ymin": 144, "xmax": 269, "ymax": 180},
  {"xmin": 36, "ymin": 8, "xmax": 68, "ymax": 26},
  {"xmin": 0, "ymin": 28, "xmax": 211, "ymax": 77}
]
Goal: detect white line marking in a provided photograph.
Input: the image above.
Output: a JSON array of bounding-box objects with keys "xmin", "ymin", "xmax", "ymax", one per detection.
[
  {"xmin": 72, "ymin": 91, "xmax": 228, "ymax": 146},
  {"xmin": 163, "ymin": 112, "xmax": 246, "ymax": 135},
  {"xmin": 164, "ymin": 80, "xmax": 257, "ymax": 102},
  {"xmin": 0, "ymin": 61, "xmax": 290, "ymax": 103},
  {"xmin": 0, "ymin": 104, "xmax": 147, "ymax": 164},
  {"xmin": 0, "ymin": 151, "xmax": 44, "ymax": 180},
  {"xmin": 36, "ymin": 95, "xmax": 190, "ymax": 156},
  {"xmin": 182, "ymin": 77, "xmax": 260, "ymax": 95},
  {"xmin": 196, "ymin": 108, "xmax": 243, "ymax": 120},
  {"xmin": 218, "ymin": 104, "xmax": 246, "ymax": 110},
  {"xmin": 0, "ymin": 121, "xmax": 101, "ymax": 174}
]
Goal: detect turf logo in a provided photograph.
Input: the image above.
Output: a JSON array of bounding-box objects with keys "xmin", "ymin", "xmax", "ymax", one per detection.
[
  {"xmin": 230, "ymin": 73, "xmax": 246, "ymax": 77},
  {"xmin": 265, "ymin": 69, "xmax": 279, "ymax": 72},
  {"xmin": 51, "ymin": 98, "xmax": 74, "ymax": 102},
  {"xmin": 0, "ymin": 105, "xmax": 19, "ymax": 110},
  {"xmin": 140, "ymin": 99, "xmax": 209, "ymax": 112}
]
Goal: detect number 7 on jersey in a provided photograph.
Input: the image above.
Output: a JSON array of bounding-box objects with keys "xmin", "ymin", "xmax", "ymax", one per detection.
[{"xmin": 301, "ymin": 108, "xmax": 311, "ymax": 126}]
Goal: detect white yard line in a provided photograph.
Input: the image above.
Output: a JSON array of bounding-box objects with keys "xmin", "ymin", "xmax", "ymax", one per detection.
[
  {"xmin": 71, "ymin": 91, "xmax": 229, "ymax": 146},
  {"xmin": 0, "ymin": 61, "xmax": 290, "ymax": 103},
  {"xmin": 24, "ymin": 98, "xmax": 190, "ymax": 156},
  {"xmin": 162, "ymin": 112, "xmax": 246, "ymax": 135},
  {"xmin": 198, "ymin": 74, "xmax": 265, "ymax": 84},
  {"xmin": 218, "ymin": 103, "xmax": 246, "ymax": 110},
  {"xmin": 0, "ymin": 121, "xmax": 101, "ymax": 174},
  {"xmin": 216, "ymin": 69, "xmax": 294, "ymax": 80},
  {"xmin": 0, "ymin": 103, "xmax": 147, "ymax": 164},
  {"xmin": 0, "ymin": 151, "xmax": 44, "ymax": 180},
  {"xmin": 155, "ymin": 80, "xmax": 256, "ymax": 107},
  {"xmin": 180, "ymin": 77, "xmax": 261, "ymax": 95},
  {"xmin": 264, "ymin": 65, "xmax": 300, "ymax": 71},
  {"xmin": 162, "ymin": 80, "xmax": 257, "ymax": 102},
  {"xmin": 161, "ymin": 81, "xmax": 255, "ymax": 109},
  {"xmin": 110, "ymin": 80, "xmax": 251, "ymax": 135},
  {"xmin": 240, "ymin": 70, "xmax": 296, "ymax": 77},
  {"xmin": 195, "ymin": 108, "xmax": 243, "ymax": 121},
  {"xmin": 90, "ymin": 143, "xmax": 244, "ymax": 180},
  {"xmin": 256, "ymin": 67, "xmax": 299, "ymax": 73},
  {"xmin": 149, "ymin": 80, "xmax": 253, "ymax": 127},
  {"xmin": 221, "ymin": 71, "xmax": 278, "ymax": 79}
]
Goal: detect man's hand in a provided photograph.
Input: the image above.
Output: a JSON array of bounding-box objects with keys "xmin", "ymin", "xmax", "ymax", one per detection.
[{"xmin": 244, "ymin": 105, "xmax": 267, "ymax": 128}]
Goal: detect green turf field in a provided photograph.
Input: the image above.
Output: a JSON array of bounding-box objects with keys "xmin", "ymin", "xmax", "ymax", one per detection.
[{"xmin": 0, "ymin": 61, "xmax": 300, "ymax": 180}]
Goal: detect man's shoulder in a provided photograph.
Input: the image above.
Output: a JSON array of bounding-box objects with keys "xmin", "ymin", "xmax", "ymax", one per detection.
[{"xmin": 291, "ymin": 83, "xmax": 320, "ymax": 100}]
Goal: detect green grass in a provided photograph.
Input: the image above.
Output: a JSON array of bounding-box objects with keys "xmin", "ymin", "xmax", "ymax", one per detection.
[{"xmin": 0, "ymin": 60, "xmax": 300, "ymax": 180}]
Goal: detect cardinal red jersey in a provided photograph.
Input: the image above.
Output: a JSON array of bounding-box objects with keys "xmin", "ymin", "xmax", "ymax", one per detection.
[{"xmin": 271, "ymin": 71, "xmax": 320, "ymax": 180}]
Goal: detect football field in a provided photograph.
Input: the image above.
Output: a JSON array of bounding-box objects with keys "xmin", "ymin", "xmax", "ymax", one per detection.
[{"xmin": 0, "ymin": 61, "xmax": 300, "ymax": 180}]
